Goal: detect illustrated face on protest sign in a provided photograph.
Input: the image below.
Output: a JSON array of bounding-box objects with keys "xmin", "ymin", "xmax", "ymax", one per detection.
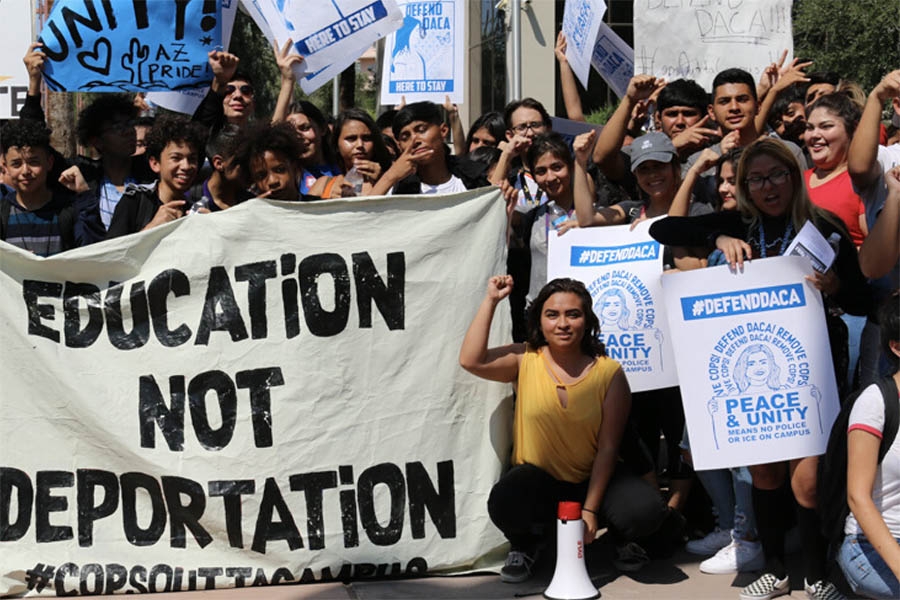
[
  {"xmin": 548, "ymin": 219, "xmax": 678, "ymax": 393},
  {"xmin": 662, "ymin": 257, "xmax": 840, "ymax": 470},
  {"xmin": 38, "ymin": 1, "xmax": 221, "ymax": 92}
]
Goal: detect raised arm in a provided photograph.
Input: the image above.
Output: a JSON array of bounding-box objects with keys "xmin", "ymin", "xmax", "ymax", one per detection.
[
  {"xmin": 591, "ymin": 75, "xmax": 665, "ymax": 182},
  {"xmin": 859, "ymin": 165, "xmax": 900, "ymax": 279},
  {"xmin": 849, "ymin": 70, "xmax": 900, "ymax": 190},
  {"xmin": 573, "ymin": 130, "xmax": 626, "ymax": 227},
  {"xmin": 272, "ymin": 39, "xmax": 303, "ymax": 124},
  {"xmin": 670, "ymin": 148, "xmax": 718, "ymax": 217},
  {"xmin": 444, "ymin": 96, "xmax": 467, "ymax": 156},
  {"xmin": 582, "ymin": 368, "xmax": 630, "ymax": 543},
  {"xmin": 555, "ymin": 32, "xmax": 585, "ymax": 122},
  {"xmin": 459, "ymin": 275, "xmax": 524, "ymax": 383},
  {"xmin": 754, "ymin": 57, "xmax": 812, "ymax": 136}
]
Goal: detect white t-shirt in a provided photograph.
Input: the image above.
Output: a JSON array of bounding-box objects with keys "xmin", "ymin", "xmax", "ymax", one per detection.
[
  {"xmin": 420, "ymin": 174, "xmax": 467, "ymax": 195},
  {"xmin": 844, "ymin": 381, "xmax": 900, "ymax": 537}
]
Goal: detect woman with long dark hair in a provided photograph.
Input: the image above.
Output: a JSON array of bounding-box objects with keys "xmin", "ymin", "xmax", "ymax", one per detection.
[{"xmin": 459, "ymin": 276, "xmax": 668, "ymax": 583}]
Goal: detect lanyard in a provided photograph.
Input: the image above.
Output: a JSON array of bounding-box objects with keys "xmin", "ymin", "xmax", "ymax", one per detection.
[
  {"xmin": 519, "ymin": 171, "xmax": 544, "ymax": 207},
  {"xmin": 758, "ymin": 220, "xmax": 793, "ymax": 258}
]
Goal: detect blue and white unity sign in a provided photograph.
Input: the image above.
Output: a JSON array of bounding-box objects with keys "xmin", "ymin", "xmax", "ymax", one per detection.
[
  {"xmin": 548, "ymin": 220, "xmax": 677, "ymax": 393},
  {"xmin": 662, "ymin": 256, "xmax": 840, "ymax": 470}
]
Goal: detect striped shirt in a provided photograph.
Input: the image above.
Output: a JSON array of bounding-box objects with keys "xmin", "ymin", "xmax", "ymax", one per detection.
[{"xmin": 3, "ymin": 194, "xmax": 63, "ymax": 257}]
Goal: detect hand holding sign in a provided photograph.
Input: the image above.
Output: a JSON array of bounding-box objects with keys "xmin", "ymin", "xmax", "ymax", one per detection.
[{"xmin": 208, "ymin": 50, "xmax": 240, "ymax": 89}]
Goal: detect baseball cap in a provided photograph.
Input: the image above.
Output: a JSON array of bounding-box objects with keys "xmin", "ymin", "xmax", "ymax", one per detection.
[{"xmin": 630, "ymin": 132, "xmax": 677, "ymax": 171}]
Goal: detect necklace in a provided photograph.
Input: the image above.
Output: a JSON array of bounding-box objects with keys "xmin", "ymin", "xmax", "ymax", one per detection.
[{"xmin": 758, "ymin": 219, "xmax": 793, "ymax": 258}]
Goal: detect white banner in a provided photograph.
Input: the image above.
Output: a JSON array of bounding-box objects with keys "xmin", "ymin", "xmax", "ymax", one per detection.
[
  {"xmin": 661, "ymin": 257, "xmax": 840, "ymax": 471},
  {"xmin": 0, "ymin": 190, "xmax": 510, "ymax": 596},
  {"xmin": 561, "ymin": 0, "xmax": 607, "ymax": 89},
  {"xmin": 547, "ymin": 220, "xmax": 677, "ymax": 392},
  {"xmin": 379, "ymin": 0, "xmax": 466, "ymax": 105},
  {"xmin": 0, "ymin": 0, "xmax": 34, "ymax": 119},
  {"xmin": 633, "ymin": 0, "xmax": 792, "ymax": 91}
]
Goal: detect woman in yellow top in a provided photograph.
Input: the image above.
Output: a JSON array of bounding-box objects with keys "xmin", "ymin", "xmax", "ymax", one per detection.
[{"xmin": 459, "ymin": 276, "xmax": 668, "ymax": 583}]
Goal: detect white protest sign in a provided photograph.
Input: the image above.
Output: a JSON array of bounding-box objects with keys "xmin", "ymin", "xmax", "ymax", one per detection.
[
  {"xmin": 0, "ymin": 190, "xmax": 510, "ymax": 596},
  {"xmin": 147, "ymin": 0, "xmax": 240, "ymax": 115},
  {"xmin": 661, "ymin": 257, "xmax": 840, "ymax": 471},
  {"xmin": 0, "ymin": 0, "xmax": 34, "ymax": 119},
  {"xmin": 548, "ymin": 220, "xmax": 677, "ymax": 392},
  {"xmin": 273, "ymin": 0, "xmax": 402, "ymax": 72},
  {"xmin": 590, "ymin": 22, "xmax": 633, "ymax": 99},
  {"xmin": 633, "ymin": 0, "xmax": 792, "ymax": 90},
  {"xmin": 379, "ymin": 0, "xmax": 466, "ymax": 104},
  {"xmin": 562, "ymin": 0, "xmax": 607, "ymax": 89}
]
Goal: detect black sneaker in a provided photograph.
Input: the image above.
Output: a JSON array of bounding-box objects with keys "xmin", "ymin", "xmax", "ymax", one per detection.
[{"xmin": 500, "ymin": 549, "xmax": 536, "ymax": 583}]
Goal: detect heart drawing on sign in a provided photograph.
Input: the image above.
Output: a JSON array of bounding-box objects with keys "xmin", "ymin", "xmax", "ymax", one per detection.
[{"xmin": 77, "ymin": 38, "xmax": 111, "ymax": 76}]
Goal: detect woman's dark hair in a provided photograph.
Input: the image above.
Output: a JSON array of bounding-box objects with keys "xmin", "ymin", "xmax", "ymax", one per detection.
[
  {"xmin": 880, "ymin": 291, "xmax": 900, "ymax": 369},
  {"xmin": 464, "ymin": 111, "xmax": 505, "ymax": 153},
  {"xmin": 287, "ymin": 100, "xmax": 337, "ymax": 166},
  {"xmin": 525, "ymin": 132, "xmax": 573, "ymax": 173},
  {"xmin": 503, "ymin": 97, "xmax": 552, "ymax": 130},
  {"xmin": 526, "ymin": 278, "xmax": 606, "ymax": 357},
  {"xmin": 331, "ymin": 108, "xmax": 393, "ymax": 175},
  {"xmin": 714, "ymin": 147, "xmax": 743, "ymax": 210},
  {"xmin": 805, "ymin": 92, "xmax": 862, "ymax": 138}
]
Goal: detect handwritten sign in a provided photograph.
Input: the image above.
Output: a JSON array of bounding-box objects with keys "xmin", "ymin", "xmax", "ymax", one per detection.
[
  {"xmin": 590, "ymin": 22, "xmax": 633, "ymax": 98},
  {"xmin": 661, "ymin": 257, "xmax": 839, "ymax": 470},
  {"xmin": 147, "ymin": 0, "xmax": 239, "ymax": 116},
  {"xmin": 548, "ymin": 220, "xmax": 678, "ymax": 392},
  {"xmin": 562, "ymin": 0, "xmax": 606, "ymax": 89},
  {"xmin": 633, "ymin": 0, "xmax": 792, "ymax": 90},
  {"xmin": 38, "ymin": 0, "xmax": 221, "ymax": 92},
  {"xmin": 0, "ymin": 0, "xmax": 34, "ymax": 118},
  {"xmin": 379, "ymin": 0, "xmax": 466, "ymax": 104}
]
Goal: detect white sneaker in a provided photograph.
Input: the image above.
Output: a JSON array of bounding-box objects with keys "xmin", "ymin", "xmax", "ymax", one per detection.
[
  {"xmin": 685, "ymin": 528, "xmax": 732, "ymax": 555},
  {"xmin": 699, "ymin": 538, "xmax": 764, "ymax": 574}
]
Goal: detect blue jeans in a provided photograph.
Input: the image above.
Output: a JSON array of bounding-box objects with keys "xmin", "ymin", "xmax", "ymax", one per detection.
[
  {"xmin": 838, "ymin": 535, "xmax": 900, "ymax": 599},
  {"xmin": 842, "ymin": 313, "xmax": 866, "ymax": 389}
]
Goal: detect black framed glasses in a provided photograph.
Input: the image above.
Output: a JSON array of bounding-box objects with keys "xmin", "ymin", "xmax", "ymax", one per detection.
[{"xmin": 745, "ymin": 169, "xmax": 790, "ymax": 191}]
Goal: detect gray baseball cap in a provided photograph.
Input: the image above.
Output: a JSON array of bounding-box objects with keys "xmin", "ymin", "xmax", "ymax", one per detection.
[{"xmin": 630, "ymin": 132, "xmax": 677, "ymax": 171}]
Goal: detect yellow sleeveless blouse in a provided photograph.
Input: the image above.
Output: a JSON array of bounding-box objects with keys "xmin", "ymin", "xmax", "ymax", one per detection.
[{"xmin": 512, "ymin": 346, "xmax": 622, "ymax": 483}]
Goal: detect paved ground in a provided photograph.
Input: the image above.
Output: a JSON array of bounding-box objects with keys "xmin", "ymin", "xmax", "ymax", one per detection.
[{"xmin": 148, "ymin": 546, "xmax": 862, "ymax": 600}]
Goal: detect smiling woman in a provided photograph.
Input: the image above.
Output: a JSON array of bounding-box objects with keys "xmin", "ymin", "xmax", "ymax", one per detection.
[{"xmin": 458, "ymin": 275, "xmax": 669, "ymax": 583}]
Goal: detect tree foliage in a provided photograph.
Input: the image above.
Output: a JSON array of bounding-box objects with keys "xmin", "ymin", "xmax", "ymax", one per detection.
[{"xmin": 793, "ymin": 0, "xmax": 899, "ymax": 93}]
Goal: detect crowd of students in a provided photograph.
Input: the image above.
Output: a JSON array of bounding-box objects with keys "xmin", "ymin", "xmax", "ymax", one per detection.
[{"xmin": 2, "ymin": 35, "xmax": 899, "ymax": 600}]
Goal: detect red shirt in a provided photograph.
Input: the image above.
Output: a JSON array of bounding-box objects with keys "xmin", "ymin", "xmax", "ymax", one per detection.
[{"xmin": 804, "ymin": 169, "xmax": 866, "ymax": 247}]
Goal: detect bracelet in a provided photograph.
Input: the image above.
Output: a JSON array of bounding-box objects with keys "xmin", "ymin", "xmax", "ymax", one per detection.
[{"xmin": 582, "ymin": 507, "xmax": 598, "ymax": 515}]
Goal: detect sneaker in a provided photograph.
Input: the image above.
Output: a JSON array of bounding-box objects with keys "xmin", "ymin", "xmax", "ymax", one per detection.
[
  {"xmin": 699, "ymin": 538, "xmax": 764, "ymax": 574},
  {"xmin": 804, "ymin": 578, "xmax": 846, "ymax": 600},
  {"xmin": 500, "ymin": 549, "xmax": 536, "ymax": 583},
  {"xmin": 739, "ymin": 572, "xmax": 790, "ymax": 600},
  {"xmin": 685, "ymin": 528, "xmax": 733, "ymax": 555}
]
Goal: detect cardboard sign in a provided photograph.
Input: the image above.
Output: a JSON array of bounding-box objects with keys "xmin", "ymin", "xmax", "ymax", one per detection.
[
  {"xmin": 38, "ymin": 0, "xmax": 222, "ymax": 92},
  {"xmin": 590, "ymin": 22, "xmax": 633, "ymax": 98},
  {"xmin": 633, "ymin": 0, "xmax": 792, "ymax": 90},
  {"xmin": 380, "ymin": 0, "xmax": 466, "ymax": 104},
  {"xmin": 0, "ymin": 190, "xmax": 511, "ymax": 596},
  {"xmin": 661, "ymin": 257, "xmax": 840, "ymax": 470},
  {"xmin": 548, "ymin": 220, "xmax": 678, "ymax": 392}
]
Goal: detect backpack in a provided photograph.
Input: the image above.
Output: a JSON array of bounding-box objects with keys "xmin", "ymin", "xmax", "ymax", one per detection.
[{"xmin": 817, "ymin": 375, "xmax": 900, "ymax": 549}]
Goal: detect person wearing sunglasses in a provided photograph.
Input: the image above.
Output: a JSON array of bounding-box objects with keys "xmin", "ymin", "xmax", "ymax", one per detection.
[{"xmin": 192, "ymin": 50, "xmax": 257, "ymax": 137}]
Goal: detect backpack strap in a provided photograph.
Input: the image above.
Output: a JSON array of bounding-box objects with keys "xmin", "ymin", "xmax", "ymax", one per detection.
[
  {"xmin": 0, "ymin": 196, "xmax": 10, "ymax": 241},
  {"xmin": 877, "ymin": 375, "xmax": 900, "ymax": 463}
]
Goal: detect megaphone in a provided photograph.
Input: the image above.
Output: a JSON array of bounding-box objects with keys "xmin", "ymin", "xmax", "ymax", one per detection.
[{"xmin": 543, "ymin": 501, "xmax": 599, "ymax": 600}]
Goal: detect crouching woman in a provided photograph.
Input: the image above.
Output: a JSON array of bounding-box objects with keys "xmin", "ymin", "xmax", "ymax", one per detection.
[{"xmin": 459, "ymin": 275, "xmax": 667, "ymax": 582}]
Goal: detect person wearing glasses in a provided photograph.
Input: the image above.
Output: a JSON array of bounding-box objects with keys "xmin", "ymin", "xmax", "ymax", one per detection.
[
  {"xmin": 193, "ymin": 50, "xmax": 257, "ymax": 137},
  {"xmin": 650, "ymin": 137, "xmax": 870, "ymax": 600}
]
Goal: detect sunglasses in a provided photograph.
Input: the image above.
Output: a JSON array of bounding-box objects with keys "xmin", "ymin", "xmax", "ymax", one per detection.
[{"xmin": 225, "ymin": 84, "xmax": 254, "ymax": 96}]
